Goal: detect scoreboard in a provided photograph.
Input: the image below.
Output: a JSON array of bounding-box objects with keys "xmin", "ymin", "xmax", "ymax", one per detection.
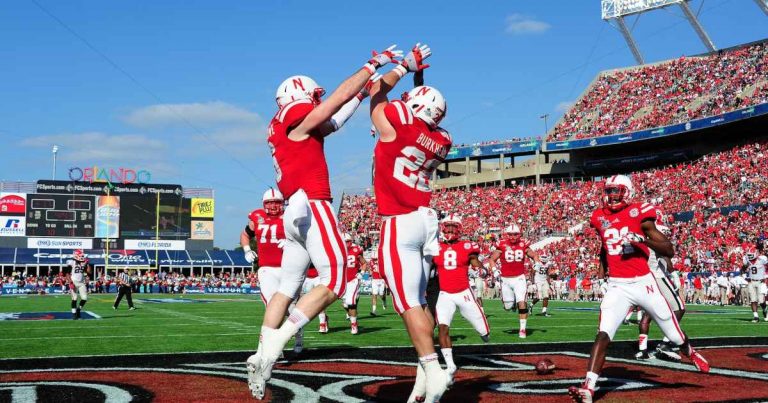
[{"xmin": 25, "ymin": 194, "xmax": 95, "ymax": 237}]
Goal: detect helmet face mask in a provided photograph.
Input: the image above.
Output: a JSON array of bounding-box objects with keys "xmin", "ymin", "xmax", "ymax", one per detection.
[
  {"xmin": 442, "ymin": 222, "xmax": 460, "ymax": 242},
  {"xmin": 262, "ymin": 188, "xmax": 284, "ymax": 216},
  {"xmin": 73, "ymin": 250, "xmax": 85, "ymax": 262},
  {"xmin": 504, "ymin": 225, "xmax": 521, "ymax": 242},
  {"xmin": 602, "ymin": 175, "xmax": 634, "ymax": 212},
  {"xmin": 403, "ymin": 86, "xmax": 446, "ymax": 128}
]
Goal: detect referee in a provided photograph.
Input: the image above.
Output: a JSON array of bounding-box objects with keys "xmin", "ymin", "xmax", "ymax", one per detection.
[{"xmin": 113, "ymin": 268, "xmax": 136, "ymax": 311}]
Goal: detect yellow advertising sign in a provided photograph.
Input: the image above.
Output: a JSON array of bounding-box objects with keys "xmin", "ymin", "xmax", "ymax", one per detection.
[{"xmin": 191, "ymin": 198, "xmax": 215, "ymax": 218}]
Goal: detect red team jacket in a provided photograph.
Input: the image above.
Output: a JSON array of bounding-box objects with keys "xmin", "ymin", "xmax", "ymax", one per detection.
[
  {"xmin": 373, "ymin": 100, "xmax": 452, "ymax": 216},
  {"xmin": 434, "ymin": 240, "xmax": 480, "ymax": 294},
  {"xmin": 268, "ymin": 99, "xmax": 331, "ymax": 201},
  {"xmin": 495, "ymin": 239, "xmax": 532, "ymax": 277},
  {"xmin": 248, "ymin": 209, "xmax": 284, "ymax": 268},
  {"xmin": 346, "ymin": 244, "xmax": 364, "ymax": 282},
  {"xmin": 590, "ymin": 202, "xmax": 658, "ymax": 279}
]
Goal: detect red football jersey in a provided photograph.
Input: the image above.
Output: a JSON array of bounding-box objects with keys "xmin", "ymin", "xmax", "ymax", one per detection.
[
  {"xmin": 248, "ymin": 209, "xmax": 285, "ymax": 268},
  {"xmin": 434, "ymin": 240, "xmax": 480, "ymax": 294},
  {"xmin": 268, "ymin": 99, "xmax": 331, "ymax": 200},
  {"xmin": 495, "ymin": 239, "xmax": 531, "ymax": 277},
  {"xmin": 590, "ymin": 202, "xmax": 657, "ymax": 279},
  {"xmin": 345, "ymin": 244, "xmax": 364, "ymax": 282},
  {"xmin": 370, "ymin": 260, "xmax": 382, "ymax": 279},
  {"xmin": 373, "ymin": 100, "xmax": 452, "ymax": 216}
]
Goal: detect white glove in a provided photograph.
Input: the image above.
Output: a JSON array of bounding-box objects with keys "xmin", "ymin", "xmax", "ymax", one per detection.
[
  {"xmin": 493, "ymin": 269, "xmax": 501, "ymax": 279},
  {"xmin": 621, "ymin": 232, "xmax": 645, "ymax": 245},
  {"xmin": 400, "ymin": 42, "xmax": 431, "ymax": 72},
  {"xmin": 356, "ymin": 272, "xmax": 363, "ymax": 280},
  {"xmin": 365, "ymin": 44, "xmax": 403, "ymax": 71},
  {"xmin": 277, "ymin": 239, "xmax": 287, "ymax": 249},
  {"xmin": 243, "ymin": 247, "xmax": 257, "ymax": 264}
]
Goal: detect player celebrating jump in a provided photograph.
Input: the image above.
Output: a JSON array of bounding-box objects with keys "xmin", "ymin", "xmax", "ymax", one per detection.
[
  {"xmin": 368, "ymin": 42, "xmax": 453, "ymax": 402},
  {"xmin": 241, "ymin": 188, "xmax": 305, "ymax": 354},
  {"xmin": 569, "ymin": 175, "xmax": 710, "ymax": 403},
  {"xmin": 66, "ymin": 249, "xmax": 90, "ymax": 320},
  {"xmin": 343, "ymin": 233, "xmax": 367, "ymax": 334},
  {"xmin": 489, "ymin": 224, "xmax": 542, "ymax": 338},
  {"xmin": 432, "ymin": 214, "xmax": 490, "ymax": 384},
  {"xmin": 247, "ymin": 44, "xmax": 403, "ymax": 400}
]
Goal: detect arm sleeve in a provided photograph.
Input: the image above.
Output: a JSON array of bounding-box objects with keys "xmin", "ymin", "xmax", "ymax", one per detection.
[
  {"xmin": 244, "ymin": 225, "xmax": 255, "ymax": 238},
  {"xmin": 329, "ymin": 96, "xmax": 362, "ymax": 131}
]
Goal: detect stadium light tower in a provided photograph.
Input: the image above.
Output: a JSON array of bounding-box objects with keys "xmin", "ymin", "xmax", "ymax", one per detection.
[
  {"xmin": 52, "ymin": 144, "xmax": 59, "ymax": 180},
  {"xmin": 601, "ymin": 0, "xmax": 717, "ymax": 65}
]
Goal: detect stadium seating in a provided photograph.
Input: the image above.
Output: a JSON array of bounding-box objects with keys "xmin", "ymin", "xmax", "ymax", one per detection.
[
  {"xmin": 548, "ymin": 41, "xmax": 768, "ymax": 142},
  {"xmin": 338, "ymin": 142, "xmax": 768, "ymax": 297}
]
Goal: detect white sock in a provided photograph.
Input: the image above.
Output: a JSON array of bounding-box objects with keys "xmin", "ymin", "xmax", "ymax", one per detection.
[
  {"xmin": 319, "ymin": 312, "xmax": 327, "ymax": 325},
  {"xmin": 637, "ymin": 310, "xmax": 644, "ymax": 321},
  {"xmin": 372, "ymin": 304, "xmax": 377, "ymax": 313},
  {"xmin": 585, "ymin": 371, "xmax": 598, "ymax": 390},
  {"xmin": 754, "ymin": 311, "xmax": 759, "ymax": 318},
  {"xmin": 350, "ymin": 316, "xmax": 357, "ymax": 324},
  {"xmin": 266, "ymin": 310, "xmax": 309, "ymax": 358},
  {"xmin": 419, "ymin": 353, "xmax": 444, "ymax": 381},
  {"xmin": 520, "ymin": 319, "xmax": 527, "ymax": 330},
  {"xmin": 542, "ymin": 307, "xmax": 547, "ymax": 313},
  {"xmin": 257, "ymin": 326, "xmax": 276, "ymax": 357},
  {"xmin": 71, "ymin": 308, "xmax": 76, "ymax": 313},
  {"xmin": 639, "ymin": 334, "xmax": 648, "ymax": 351},
  {"xmin": 441, "ymin": 348, "xmax": 455, "ymax": 368}
]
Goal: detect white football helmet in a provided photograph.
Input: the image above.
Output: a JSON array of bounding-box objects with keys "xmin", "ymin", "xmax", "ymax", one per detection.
[
  {"xmin": 275, "ymin": 75, "xmax": 325, "ymax": 107},
  {"xmin": 262, "ymin": 188, "xmax": 284, "ymax": 216},
  {"xmin": 602, "ymin": 174, "xmax": 634, "ymax": 211},
  {"xmin": 504, "ymin": 224, "xmax": 521, "ymax": 242},
  {"xmin": 402, "ymin": 86, "xmax": 446, "ymax": 127}
]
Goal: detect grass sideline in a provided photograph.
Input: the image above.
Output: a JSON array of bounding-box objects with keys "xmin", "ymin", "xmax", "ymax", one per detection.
[{"xmin": 0, "ymin": 293, "xmax": 764, "ymax": 359}]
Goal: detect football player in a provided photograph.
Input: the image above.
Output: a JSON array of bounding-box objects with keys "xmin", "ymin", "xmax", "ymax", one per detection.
[
  {"xmin": 488, "ymin": 224, "xmax": 542, "ymax": 338},
  {"xmin": 368, "ymin": 250, "xmax": 387, "ymax": 315},
  {"xmin": 247, "ymin": 44, "xmax": 402, "ymax": 399},
  {"xmin": 636, "ymin": 225, "xmax": 687, "ymax": 360},
  {"xmin": 569, "ymin": 175, "xmax": 709, "ymax": 403},
  {"xmin": 432, "ymin": 215, "xmax": 490, "ymax": 384},
  {"xmin": 342, "ymin": 233, "xmax": 367, "ymax": 334},
  {"xmin": 241, "ymin": 189, "xmax": 305, "ymax": 354},
  {"xmin": 531, "ymin": 254, "xmax": 553, "ymax": 316},
  {"xmin": 743, "ymin": 247, "xmax": 768, "ymax": 322},
  {"xmin": 368, "ymin": 42, "xmax": 453, "ymax": 402},
  {"xmin": 66, "ymin": 249, "xmax": 90, "ymax": 320}
]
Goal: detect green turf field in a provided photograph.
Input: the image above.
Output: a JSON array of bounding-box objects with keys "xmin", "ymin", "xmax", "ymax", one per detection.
[{"xmin": 0, "ymin": 294, "xmax": 764, "ymax": 359}]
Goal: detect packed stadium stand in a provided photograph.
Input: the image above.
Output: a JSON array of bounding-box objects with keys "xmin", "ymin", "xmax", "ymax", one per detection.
[
  {"xmin": 339, "ymin": 142, "xmax": 768, "ymax": 285},
  {"xmin": 547, "ymin": 40, "xmax": 768, "ymax": 142}
]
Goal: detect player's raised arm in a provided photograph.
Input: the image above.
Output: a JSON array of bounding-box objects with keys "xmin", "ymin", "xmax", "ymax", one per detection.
[
  {"xmin": 290, "ymin": 45, "xmax": 402, "ymax": 140},
  {"xmin": 370, "ymin": 43, "xmax": 431, "ymax": 141}
]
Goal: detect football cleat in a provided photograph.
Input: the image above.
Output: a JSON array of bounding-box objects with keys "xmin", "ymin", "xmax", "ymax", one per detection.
[
  {"xmin": 543, "ymin": 312, "xmax": 551, "ymax": 317},
  {"xmin": 129, "ymin": 307, "xmax": 136, "ymax": 311},
  {"xmin": 293, "ymin": 330, "xmax": 304, "ymax": 354},
  {"xmin": 635, "ymin": 350, "xmax": 651, "ymax": 360},
  {"xmin": 752, "ymin": 317, "xmax": 759, "ymax": 323},
  {"xmin": 656, "ymin": 343, "xmax": 682, "ymax": 361},
  {"xmin": 568, "ymin": 385, "xmax": 594, "ymax": 403},
  {"xmin": 351, "ymin": 323, "xmax": 359, "ymax": 335},
  {"xmin": 318, "ymin": 323, "xmax": 328, "ymax": 334},
  {"xmin": 407, "ymin": 365, "xmax": 427, "ymax": 403},
  {"xmin": 519, "ymin": 329, "xmax": 527, "ymax": 339},
  {"xmin": 480, "ymin": 334, "xmax": 490, "ymax": 343},
  {"xmin": 246, "ymin": 354, "xmax": 266, "ymax": 400},
  {"xmin": 687, "ymin": 349, "xmax": 710, "ymax": 373},
  {"xmin": 72, "ymin": 313, "xmax": 78, "ymax": 320},
  {"xmin": 446, "ymin": 365, "xmax": 457, "ymax": 386},
  {"xmin": 424, "ymin": 368, "xmax": 450, "ymax": 402}
]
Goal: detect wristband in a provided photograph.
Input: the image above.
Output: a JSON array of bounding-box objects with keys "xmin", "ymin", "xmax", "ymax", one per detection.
[
  {"xmin": 362, "ymin": 63, "xmax": 376, "ymax": 74},
  {"xmin": 393, "ymin": 64, "xmax": 408, "ymax": 78},
  {"xmin": 243, "ymin": 245, "xmax": 252, "ymax": 253}
]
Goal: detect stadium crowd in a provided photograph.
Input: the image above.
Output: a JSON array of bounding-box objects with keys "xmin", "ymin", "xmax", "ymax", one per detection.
[
  {"xmin": 548, "ymin": 41, "xmax": 768, "ymax": 142},
  {"xmin": 338, "ymin": 142, "xmax": 768, "ymax": 307}
]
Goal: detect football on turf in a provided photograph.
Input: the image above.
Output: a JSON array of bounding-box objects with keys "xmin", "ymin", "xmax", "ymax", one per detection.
[{"xmin": 535, "ymin": 358, "xmax": 556, "ymax": 375}]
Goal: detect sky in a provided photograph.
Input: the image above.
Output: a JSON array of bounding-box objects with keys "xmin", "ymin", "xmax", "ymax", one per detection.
[{"xmin": 0, "ymin": 0, "xmax": 766, "ymax": 248}]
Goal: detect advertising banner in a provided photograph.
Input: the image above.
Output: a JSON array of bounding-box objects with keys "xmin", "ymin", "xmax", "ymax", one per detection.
[
  {"xmin": 36, "ymin": 180, "xmax": 183, "ymax": 197},
  {"xmin": 191, "ymin": 198, "xmax": 214, "ymax": 218},
  {"xmin": 0, "ymin": 216, "xmax": 26, "ymax": 237},
  {"xmin": 27, "ymin": 238, "xmax": 93, "ymax": 249},
  {"xmin": 190, "ymin": 220, "xmax": 214, "ymax": 240},
  {"xmin": 124, "ymin": 239, "xmax": 186, "ymax": 250},
  {"xmin": 95, "ymin": 195, "xmax": 120, "ymax": 238},
  {"xmin": 0, "ymin": 193, "xmax": 26, "ymax": 215}
]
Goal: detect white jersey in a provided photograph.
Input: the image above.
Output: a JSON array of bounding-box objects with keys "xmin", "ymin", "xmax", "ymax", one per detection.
[
  {"xmin": 534, "ymin": 262, "xmax": 552, "ymax": 283},
  {"xmin": 66, "ymin": 259, "xmax": 87, "ymax": 283},
  {"xmin": 744, "ymin": 255, "xmax": 767, "ymax": 280}
]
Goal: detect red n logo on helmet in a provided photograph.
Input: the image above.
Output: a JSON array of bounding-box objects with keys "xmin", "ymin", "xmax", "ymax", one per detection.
[
  {"xmin": 292, "ymin": 78, "xmax": 305, "ymax": 91},
  {"xmin": 416, "ymin": 87, "xmax": 431, "ymax": 96}
]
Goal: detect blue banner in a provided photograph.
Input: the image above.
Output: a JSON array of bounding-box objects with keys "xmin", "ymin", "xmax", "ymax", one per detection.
[
  {"xmin": 3, "ymin": 248, "xmax": 248, "ymax": 267},
  {"xmin": 446, "ymin": 140, "xmax": 540, "ymax": 160},
  {"xmin": 545, "ymin": 103, "xmax": 768, "ymax": 151}
]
